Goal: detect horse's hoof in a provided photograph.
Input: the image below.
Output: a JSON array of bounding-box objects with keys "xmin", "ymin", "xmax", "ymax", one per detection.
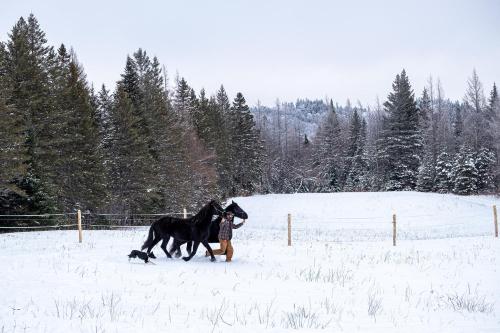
[
  {"xmin": 174, "ymin": 253, "xmax": 181, "ymax": 258},
  {"xmin": 210, "ymin": 257, "xmax": 216, "ymax": 262},
  {"xmin": 182, "ymin": 257, "xmax": 190, "ymax": 262}
]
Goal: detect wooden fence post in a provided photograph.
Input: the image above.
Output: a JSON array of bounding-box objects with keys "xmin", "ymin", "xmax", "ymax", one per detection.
[
  {"xmin": 77, "ymin": 209, "xmax": 82, "ymax": 243},
  {"xmin": 392, "ymin": 213, "xmax": 397, "ymax": 246},
  {"xmin": 287, "ymin": 213, "xmax": 291, "ymax": 246},
  {"xmin": 183, "ymin": 208, "xmax": 187, "ymax": 219},
  {"xmin": 494, "ymin": 205, "xmax": 498, "ymax": 238}
]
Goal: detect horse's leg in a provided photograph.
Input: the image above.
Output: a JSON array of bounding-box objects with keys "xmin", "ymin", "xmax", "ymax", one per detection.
[
  {"xmin": 168, "ymin": 240, "xmax": 184, "ymax": 258},
  {"xmin": 167, "ymin": 242, "xmax": 176, "ymax": 257},
  {"xmin": 169, "ymin": 241, "xmax": 182, "ymax": 258},
  {"xmin": 147, "ymin": 236, "xmax": 162, "ymax": 255},
  {"xmin": 182, "ymin": 241, "xmax": 200, "ymax": 262},
  {"xmin": 158, "ymin": 239, "xmax": 167, "ymax": 257},
  {"xmin": 160, "ymin": 235, "xmax": 173, "ymax": 259},
  {"xmin": 186, "ymin": 241, "xmax": 192, "ymax": 255},
  {"xmin": 201, "ymin": 241, "xmax": 216, "ymax": 262},
  {"xmin": 160, "ymin": 238, "xmax": 172, "ymax": 259}
]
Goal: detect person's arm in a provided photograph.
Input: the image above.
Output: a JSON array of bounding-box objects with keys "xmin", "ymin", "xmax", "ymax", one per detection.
[{"xmin": 232, "ymin": 220, "xmax": 245, "ymax": 229}]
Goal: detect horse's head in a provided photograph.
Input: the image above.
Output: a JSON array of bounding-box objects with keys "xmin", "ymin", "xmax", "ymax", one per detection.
[{"xmin": 224, "ymin": 200, "xmax": 248, "ymax": 220}]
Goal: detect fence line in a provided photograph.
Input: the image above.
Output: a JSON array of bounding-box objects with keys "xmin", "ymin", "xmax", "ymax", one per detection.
[
  {"xmin": 284, "ymin": 206, "xmax": 498, "ymax": 245},
  {"xmin": 0, "ymin": 213, "xmax": 491, "ymax": 228},
  {"xmin": 0, "ymin": 211, "xmax": 190, "ymax": 231},
  {"xmin": 0, "ymin": 213, "xmax": 76, "ymax": 217},
  {"xmin": 85, "ymin": 213, "xmax": 189, "ymax": 217},
  {"xmin": 304, "ymin": 216, "xmax": 387, "ymax": 220},
  {"xmin": 85, "ymin": 224, "xmax": 147, "ymax": 229},
  {"xmin": 287, "ymin": 218, "xmax": 487, "ymax": 229},
  {"xmin": 1, "ymin": 206, "xmax": 498, "ymax": 244},
  {"xmin": 0, "ymin": 224, "xmax": 79, "ymax": 229}
]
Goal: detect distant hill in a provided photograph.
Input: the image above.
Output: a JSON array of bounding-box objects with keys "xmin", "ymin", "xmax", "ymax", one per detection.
[{"xmin": 251, "ymin": 99, "xmax": 362, "ymax": 138}]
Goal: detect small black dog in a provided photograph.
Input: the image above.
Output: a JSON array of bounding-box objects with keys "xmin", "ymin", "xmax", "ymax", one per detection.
[{"xmin": 128, "ymin": 250, "xmax": 154, "ymax": 263}]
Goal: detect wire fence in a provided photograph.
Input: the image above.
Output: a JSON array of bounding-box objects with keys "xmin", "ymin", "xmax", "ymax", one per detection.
[
  {"xmin": 276, "ymin": 210, "xmax": 497, "ymax": 243},
  {"xmin": 0, "ymin": 212, "xmax": 191, "ymax": 233},
  {"xmin": 0, "ymin": 206, "xmax": 497, "ymax": 243}
]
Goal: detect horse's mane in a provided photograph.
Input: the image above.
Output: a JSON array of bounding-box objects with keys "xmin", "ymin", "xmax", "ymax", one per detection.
[{"xmin": 191, "ymin": 200, "xmax": 221, "ymax": 224}]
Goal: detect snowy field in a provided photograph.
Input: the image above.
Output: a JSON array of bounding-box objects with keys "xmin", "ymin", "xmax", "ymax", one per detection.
[{"xmin": 1, "ymin": 192, "xmax": 499, "ymax": 332}]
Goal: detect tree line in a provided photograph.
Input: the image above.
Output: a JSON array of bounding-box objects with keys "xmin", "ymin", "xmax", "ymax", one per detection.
[
  {"xmin": 0, "ymin": 15, "xmax": 264, "ymax": 215},
  {"xmin": 255, "ymin": 70, "xmax": 499, "ymax": 195},
  {"xmin": 1, "ymin": 15, "xmax": 498, "ymax": 218}
]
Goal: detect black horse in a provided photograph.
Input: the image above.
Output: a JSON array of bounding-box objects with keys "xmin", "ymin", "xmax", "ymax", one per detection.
[
  {"xmin": 141, "ymin": 200, "xmax": 224, "ymax": 262},
  {"xmin": 169, "ymin": 200, "xmax": 248, "ymax": 257}
]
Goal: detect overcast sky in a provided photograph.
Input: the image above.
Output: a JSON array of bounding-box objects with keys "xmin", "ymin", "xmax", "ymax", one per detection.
[{"xmin": 2, "ymin": 0, "xmax": 499, "ymax": 107}]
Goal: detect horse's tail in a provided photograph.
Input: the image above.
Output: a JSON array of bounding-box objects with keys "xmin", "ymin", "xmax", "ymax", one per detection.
[{"xmin": 141, "ymin": 222, "xmax": 156, "ymax": 251}]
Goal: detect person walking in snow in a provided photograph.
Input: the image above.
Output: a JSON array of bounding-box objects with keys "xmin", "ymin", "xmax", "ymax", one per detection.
[{"xmin": 210, "ymin": 210, "xmax": 245, "ymax": 262}]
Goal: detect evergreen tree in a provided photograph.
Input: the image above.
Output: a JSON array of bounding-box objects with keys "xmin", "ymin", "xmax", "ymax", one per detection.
[
  {"xmin": 488, "ymin": 83, "xmax": 499, "ymax": 130},
  {"xmin": 107, "ymin": 87, "xmax": 155, "ymax": 213},
  {"xmin": 416, "ymin": 88, "xmax": 437, "ymax": 192},
  {"xmin": 488, "ymin": 83, "xmax": 499, "ymax": 113},
  {"xmin": 120, "ymin": 55, "xmax": 142, "ymax": 109},
  {"xmin": 0, "ymin": 70, "xmax": 26, "ymax": 202},
  {"xmin": 216, "ymin": 85, "xmax": 231, "ymax": 115},
  {"xmin": 416, "ymin": 150, "xmax": 435, "ymax": 192},
  {"xmin": 452, "ymin": 145, "xmax": 479, "ymax": 195},
  {"xmin": 54, "ymin": 59, "xmax": 107, "ymax": 210},
  {"xmin": 188, "ymin": 88, "xmax": 199, "ymax": 118},
  {"xmin": 487, "ymin": 83, "xmax": 500, "ymax": 192},
  {"xmin": 419, "ymin": 87, "xmax": 431, "ymax": 128},
  {"xmin": 213, "ymin": 85, "xmax": 235, "ymax": 196},
  {"xmin": 230, "ymin": 92, "xmax": 264, "ymax": 195},
  {"xmin": 191, "ymin": 88, "xmax": 213, "ymax": 143},
  {"xmin": 174, "ymin": 77, "xmax": 192, "ymax": 125},
  {"xmin": 4, "ymin": 14, "xmax": 58, "ymax": 212},
  {"xmin": 133, "ymin": 48, "xmax": 150, "ymax": 80},
  {"xmin": 191, "ymin": 88, "xmax": 218, "ymax": 148},
  {"xmin": 346, "ymin": 109, "xmax": 362, "ymax": 159},
  {"xmin": 434, "ymin": 151, "xmax": 453, "ymax": 193},
  {"xmin": 475, "ymin": 148, "xmax": 495, "ymax": 193},
  {"xmin": 452, "ymin": 105, "xmax": 464, "ymax": 152},
  {"xmin": 96, "ymin": 84, "xmax": 113, "ymax": 145},
  {"xmin": 379, "ymin": 69, "xmax": 422, "ymax": 190},
  {"xmin": 313, "ymin": 100, "xmax": 343, "ymax": 192},
  {"xmin": 345, "ymin": 113, "xmax": 369, "ymax": 191}
]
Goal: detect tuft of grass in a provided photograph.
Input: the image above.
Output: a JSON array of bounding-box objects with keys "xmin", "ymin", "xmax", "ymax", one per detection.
[
  {"xmin": 298, "ymin": 265, "xmax": 353, "ymax": 287},
  {"xmin": 446, "ymin": 287, "xmax": 494, "ymax": 314},
  {"xmin": 367, "ymin": 291, "xmax": 383, "ymax": 319},
  {"xmin": 299, "ymin": 267, "xmax": 322, "ymax": 282},
  {"xmin": 324, "ymin": 266, "xmax": 353, "ymax": 287},
  {"xmin": 282, "ymin": 304, "xmax": 331, "ymax": 329}
]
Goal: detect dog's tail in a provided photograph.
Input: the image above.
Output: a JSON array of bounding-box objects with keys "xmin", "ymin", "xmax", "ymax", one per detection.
[{"xmin": 141, "ymin": 222, "xmax": 156, "ymax": 251}]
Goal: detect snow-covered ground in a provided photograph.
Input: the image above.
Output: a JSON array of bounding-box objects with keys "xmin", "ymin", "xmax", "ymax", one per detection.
[{"xmin": 1, "ymin": 192, "xmax": 499, "ymax": 332}]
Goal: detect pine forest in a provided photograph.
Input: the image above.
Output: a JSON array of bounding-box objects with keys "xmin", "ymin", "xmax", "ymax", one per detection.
[{"xmin": 1, "ymin": 15, "xmax": 499, "ymax": 217}]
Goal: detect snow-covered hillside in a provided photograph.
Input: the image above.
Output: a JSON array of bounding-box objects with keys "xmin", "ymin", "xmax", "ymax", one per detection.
[
  {"xmin": 234, "ymin": 191, "xmax": 498, "ymax": 242},
  {"xmin": 1, "ymin": 192, "xmax": 499, "ymax": 332},
  {"xmin": 252, "ymin": 99, "xmax": 331, "ymax": 138}
]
